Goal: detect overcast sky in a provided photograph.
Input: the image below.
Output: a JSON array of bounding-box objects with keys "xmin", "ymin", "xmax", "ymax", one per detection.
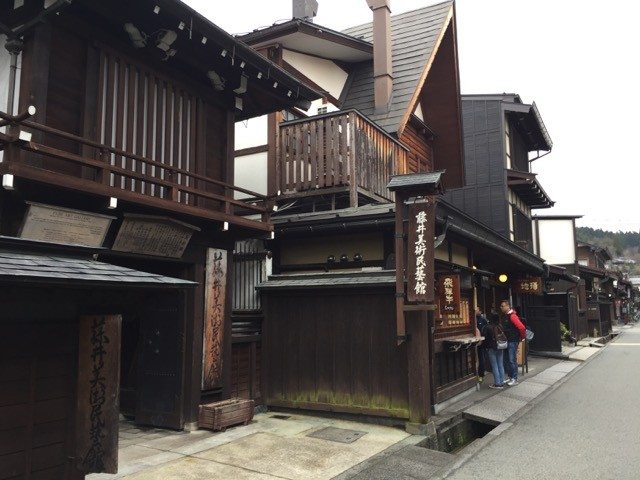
[{"xmin": 185, "ymin": 0, "xmax": 640, "ymax": 232}]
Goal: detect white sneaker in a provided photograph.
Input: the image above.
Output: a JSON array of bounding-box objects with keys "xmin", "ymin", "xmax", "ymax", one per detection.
[{"xmin": 506, "ymin": 378, "xmax": 518, "ymax": 386}]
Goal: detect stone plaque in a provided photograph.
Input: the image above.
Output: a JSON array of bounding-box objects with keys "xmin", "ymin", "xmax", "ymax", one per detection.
[
  {"xmin": 19, "ymin": 202, "xmax": 114, "ymax": 247},
  {"xmin": 112, "ymin": 214, "xmax": 200, "ymax": 258}
]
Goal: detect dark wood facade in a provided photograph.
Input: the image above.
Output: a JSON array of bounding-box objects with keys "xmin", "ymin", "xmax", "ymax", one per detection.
[{"xmin": 0, "ymin": 1, "xmax": 318, "ymax": 477}]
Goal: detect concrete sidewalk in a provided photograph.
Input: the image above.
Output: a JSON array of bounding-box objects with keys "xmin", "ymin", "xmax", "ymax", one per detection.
[
  {"xmin": 89, "ymin": 352, "xmax": 599, "ymax": 479},
  {"xmin": 88, "ymin": 411, "xmax": 410, "ymax": 479}
]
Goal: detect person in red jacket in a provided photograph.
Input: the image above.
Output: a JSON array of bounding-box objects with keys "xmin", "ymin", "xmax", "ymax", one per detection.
[{"xmin": 500, "ymin": 300, "xmax": 526, "ymax": 386}]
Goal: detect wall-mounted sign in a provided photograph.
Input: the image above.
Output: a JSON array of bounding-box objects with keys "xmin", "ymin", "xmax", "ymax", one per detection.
[
  {"xmin": 202, "ymin": 248, "xmax": 228, "ymax": 390},
  {"xmin": 19, "ymin": 202, "xmax": 114, "ymax": 247},
  {"xmin": 438, "ymin": 274, "xmax": 461, "ymax": 316},
  {"xmin": 112, "ymin": 214, "xmax": 200, "ymax": 258},
  {"xmin": 407, "ymin": 202, "xmax": 435, "ymax": 303},
  {"xmin": 76, "ymin": 315, "xmax": 121, "ymax": 474},
  {"xmin": 514, "ymin": 277, "xmax": 543, "ymax": 295}
]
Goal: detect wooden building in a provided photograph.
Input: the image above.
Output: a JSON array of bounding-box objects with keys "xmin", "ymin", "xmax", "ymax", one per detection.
[
  {"xmin": 0, "ymin": 0, "xmax": 318, "ymax": 477},
  {"xmin": 229, "ymin": 0, "xmax": 469, "ymax": 428}
]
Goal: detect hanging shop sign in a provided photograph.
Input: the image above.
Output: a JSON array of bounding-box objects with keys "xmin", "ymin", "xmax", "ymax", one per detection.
[
  {"xmin": 406, "ymin": 202, "xmax": 435, "ymax": 303},
  {"xmin": 438, "ymin": 274, "xmax": 461, "ymax": 316},
  {"xmin": 513, "ymin": 277, "xmax": 543, "ymax": 295}
]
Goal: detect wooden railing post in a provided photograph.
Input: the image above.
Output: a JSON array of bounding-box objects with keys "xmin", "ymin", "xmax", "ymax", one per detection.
[
  {"xmin": 98, "ymin": 148, "xmax": 111, "ymax": 185},
  {"xmin": 348, "ymin": 112, "xmax": 358, "ymax": 208}
]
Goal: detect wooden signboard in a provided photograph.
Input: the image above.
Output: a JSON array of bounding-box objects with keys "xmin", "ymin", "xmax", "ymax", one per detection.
[
  {"xmin": 112, "ymin": 214, "xmax": 200, "ymax": 258},
  {"xmin": 76, "ymin": 315, "xmax": 121, "ymax": 474},
  {"xmin": 20, "ymin": 202, "xmax": 114, "ymax": 247},
  {"xmin": 438, "ymin": 274, "xmax": 461, "ymax": 316},
  {"xmin": 406, "ymin": 202, "xmax": 435, "ymax": 303},
  {"xmin": 202, "ymin": 248, "xmax": 228, "ymax": 390},
  {"xmin": 514, "ymin": 277, "xmax": 543, "ymax": 295}
]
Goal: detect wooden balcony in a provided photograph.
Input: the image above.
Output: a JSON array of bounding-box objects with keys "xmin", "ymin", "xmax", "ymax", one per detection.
[
  {"xmin": 0, "ymin": 108, "xmax": 271, "ymax": 232},
  {"xmin": 277, "ymin": 110, "xmax": 408, "ymax": 207}
]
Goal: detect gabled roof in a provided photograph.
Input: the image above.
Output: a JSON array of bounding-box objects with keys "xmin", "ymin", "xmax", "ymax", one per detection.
[
  {"xmin": 238, "ymin": 19, "xmax": 373, "ymax": 62},
  {"xmin": 341, "ymin": 1, "xmax": 454, "ymax": 134}
]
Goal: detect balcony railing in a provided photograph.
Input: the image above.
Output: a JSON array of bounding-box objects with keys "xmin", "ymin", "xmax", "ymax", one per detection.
[
  {"xmin": 0, "ymin": 107, "xmax": 271, "ymax": 231},
  {"xmin": 277, "ymin": 110, "xmax": 408, "ymax": 205}
]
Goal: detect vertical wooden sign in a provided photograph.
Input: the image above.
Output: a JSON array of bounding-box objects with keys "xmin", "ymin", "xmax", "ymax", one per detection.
[
  {"xmin": 438, "ymin": 274, "xmax": 461, "ymax": 316},
  {"xmin": 202, "ymin": 248, "xmax": 228, "ymax": 390},
  {"xmin": 76, "ymin": 315, "xmax": 121, "ymax": 474},
  {"xmin": 407, "ymin": 201, "xmax": 435, "ymax": 303}
]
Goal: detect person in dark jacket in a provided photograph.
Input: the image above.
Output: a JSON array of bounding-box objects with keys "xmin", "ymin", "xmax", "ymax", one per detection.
[
  {"xmin": 482, "ymin": 313, "xmax": 506, "ymax": 389},
  {"xmin": 500, "ymin": 300, "xmax": 526, "ymax": 386},
  {"xmin": 475, "ymin": 307, "xmax": 488, "ymax": 383}
]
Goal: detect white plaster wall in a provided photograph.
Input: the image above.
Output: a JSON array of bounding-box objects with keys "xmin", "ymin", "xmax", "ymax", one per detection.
[
  {"xmin": 234, "ymin": 151, "xmax": 268, "ymax": 199},
  {"xmin": 282, "ymin": 49, "xmax": 348, "ymax": 100},
  {"xmin": 235, "ymin": 115, "xmax": 268, "ymax": 150},
  {"xmin": 308, "ymin": 98, "xmax": 339, "ymax": 116},
  {"xmin": 414, "ymin": 103, "xmax": 424, "ymax": 122},
  {"xmin": 536, "ymin": 219, "xmax": 576, "ymax": 264}
]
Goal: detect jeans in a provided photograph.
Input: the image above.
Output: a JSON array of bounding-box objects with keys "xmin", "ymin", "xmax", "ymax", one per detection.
[
  {"xmin": 506, "ymin": 341, "xmax": 519, "ymax": 380},
  {"xmin": 477, "ymin": 345, "xmax": 486, "ymax": 377},
  {"xmin": 486, "ymin": 348, "xmax": 505, "ymax": 386}
]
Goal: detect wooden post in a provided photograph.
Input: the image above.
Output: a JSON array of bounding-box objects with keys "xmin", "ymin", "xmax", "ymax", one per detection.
[
  {"xmin": 394, "ymin": 193, "xmax": 406, "ymax": 344},
  {"xmin": 75, "ymin": 315, "xmax": 121, "ymax": 474},
  {"xmin": 406, "ymin": 310, "xmax": 432, "ymax": 425}
]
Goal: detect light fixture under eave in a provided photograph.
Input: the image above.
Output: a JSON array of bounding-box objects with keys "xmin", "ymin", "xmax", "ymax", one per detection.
[
  {"xmin": 269, "ymin": 231, "xmax": 275, "ymax": 240},
  {"xmin": 233, "ymin": 74, "xmax": 248, "ymax": 94},
  {"xmin": 207, "ymin": 70, "xmax": 225, "ymax": 91},
  {"xmin": 257, "ymin": 72, "xmax": 262, "ymax": 79},
  {"xmin": 498, "ymin": 274, "xmax": 508, "ymax": 283},
  {"xmin": 153, "ymin": 5, "xmax": 160, "ymax": 14},
  {"xmin": 178, "ymin": 21, "xmax": 185, "ymax": 30},
  {"xmin": 201, "ymin": 36, "xmax": 207, "ymax": 44},
  {"xmin": 108, "ymin": 197, "xmax": 118, "ymax": 209},
  {"xmin": 235, "ymin": 97, "xmax": 243, "ymax": 111},
  {"xmin": 220, "ymin": 49, "xmax": 227, "ymax": 57},
  {"xmin": 222, "ymin": 221, "xmax": 229, "ymax": 231},
  {"xmin": 272, "ymin": 81, "xmax": 278, "ymax": 88},
  {"xmin": 156, "ymin": 30, "xmax": 177, "ymax": 52},
  {"xmin": 2, "ymin": 174, "xmax": 15, "ymax": 190},
  {"xmin": 124, "ymin": 23, "xmax": 147, "ymax": 48}
]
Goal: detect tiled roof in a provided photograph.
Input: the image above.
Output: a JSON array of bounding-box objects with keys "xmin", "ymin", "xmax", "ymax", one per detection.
[
  {"xmin": 0, "ymin": 250, "xmax": 196, "ymax": 287},
  {"xmin": 342, "ymin": 1, "xmax": 453, "ymax": 134},
  {"xmin": 258, "ymin": 271, "xmax": 395, "ymax": 290}
]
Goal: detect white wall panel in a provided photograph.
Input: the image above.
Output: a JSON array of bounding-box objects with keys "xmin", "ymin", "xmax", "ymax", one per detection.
[
  {"xmin": 282, "ymin": 49, "xmax": 348, "ymax": 100},
  {"xmin": 235, "ymin": 115, "xmax": 268, "ymax": 150},
  {"xmin": 234, "ymin": 151, "xmax": 268, "ymax": 199}
]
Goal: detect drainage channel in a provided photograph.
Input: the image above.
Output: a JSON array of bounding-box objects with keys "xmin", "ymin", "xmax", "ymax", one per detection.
[{"xmin": 419, "ymin": 414, "xmax": 496, "ymax": 454}]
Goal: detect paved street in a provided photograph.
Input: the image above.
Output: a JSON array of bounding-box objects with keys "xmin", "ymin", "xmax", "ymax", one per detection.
[{"xmin": 444, "ymin": 325, "xmax": 640, "ymax": 480}]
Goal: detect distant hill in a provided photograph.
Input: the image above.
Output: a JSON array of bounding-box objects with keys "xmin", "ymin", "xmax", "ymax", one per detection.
[{"xmin": 577, "ymin": 227, "xmax": 640, "ymax": 274}]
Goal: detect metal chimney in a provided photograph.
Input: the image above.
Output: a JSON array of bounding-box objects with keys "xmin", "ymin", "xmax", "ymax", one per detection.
[
  {"xmin": 366, "ymin": 0, "xmax": 393, "ymax": 113},
  {"xmin": 293, "ymin": 0, "xmax": 319, "ymax": 21}
]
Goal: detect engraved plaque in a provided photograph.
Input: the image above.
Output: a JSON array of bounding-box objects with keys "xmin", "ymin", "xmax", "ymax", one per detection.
[
  {"xmin": 19, "ymin": 202, "xmax": 114, "ymax": 247},
  {"xmin": 112, "ymin": 214, "xmax": 200, "ymax": 258}
]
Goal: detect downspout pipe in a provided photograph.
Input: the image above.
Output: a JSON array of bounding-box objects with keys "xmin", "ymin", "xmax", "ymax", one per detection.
[{"xmin": 4, "ymin": 38, "xmax": 23, "ymax": 115}]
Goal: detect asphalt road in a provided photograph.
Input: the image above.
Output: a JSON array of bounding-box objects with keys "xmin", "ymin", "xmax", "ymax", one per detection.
[{"xmin": 445, "ymin": 324, "xmax": 640, "ymax": 480}]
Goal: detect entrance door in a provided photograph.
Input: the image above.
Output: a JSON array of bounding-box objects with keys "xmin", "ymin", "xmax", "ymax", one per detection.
[
  {"xmin": 136, "ymin": 291, "xmax": 186, "ymax": 429},
  {"xmin": 526, "ymin": 306, "xmax": 563, "ymax": 352}
]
